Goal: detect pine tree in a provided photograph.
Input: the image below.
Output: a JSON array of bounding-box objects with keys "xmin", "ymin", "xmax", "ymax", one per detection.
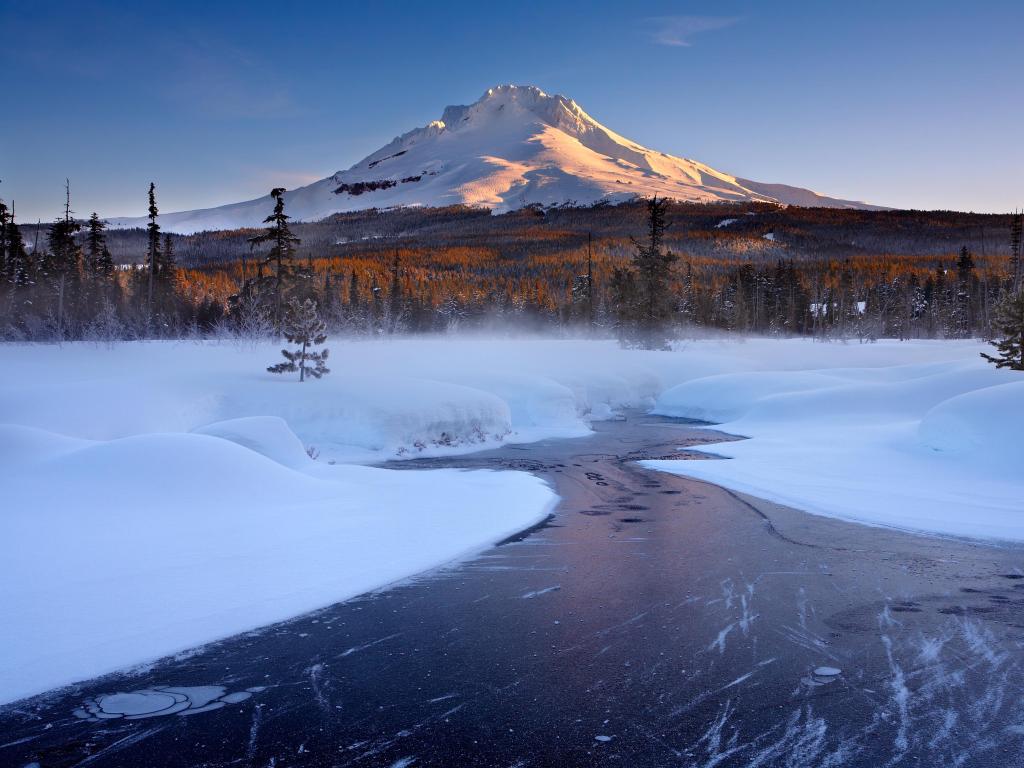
[
  {"xmin": 387, "ymin": 253, "xmax": 404, "ymax": 334},
  {"xmin": 1010, "ymin": 210, "xmax": 1022, "ymax": 292},
  {"xmin": 613, "ymin": 196, "xmax": 677, "ymax": 349},
  {"xmin": 146, "ymin": 182, "xmax": 160, "ymax": 308},
  {"xmin": 0, "ymin": 199, "xmax": 9, "ymax": 282},
  {"xmin": 85, "ymin": 213, "xmax": 114, "ymax": 276},
  {"xmin": 5, "ymin": 208, "xmax": 31, "ymax": 287},
  {"xmin": 981, "ymin": 290, "xmax": 1024, "ymax": 370},
  {"xmin": 45, "ymin": 181, "xmax": 83, "ymax": 340},
  {"xmin": 951, "ymin": 246, "xmax": 976, "ymax": 338},
  {"xmin": 249, "ymin": 188, "xmax": 300, "ymax": 332},
  {"xmin": 161, "ymin": 233, "xmax": 176, "ymax": 275},
  {"xmin": 267, "ymin": 298, "xmax": 330, "ymax": 381}
]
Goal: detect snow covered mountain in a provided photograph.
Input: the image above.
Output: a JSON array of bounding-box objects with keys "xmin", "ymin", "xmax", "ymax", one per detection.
[{"xmin": 111, "ymin": 85, "xmax": 880, "ymax": 234}]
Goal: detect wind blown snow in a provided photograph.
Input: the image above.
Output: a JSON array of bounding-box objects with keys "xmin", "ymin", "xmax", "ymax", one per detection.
[
  {"xmin": 643, "ymin": 341, "xmax": 1023, "ymax": 542},
  {"xmin": 0, "ymin": 337, "xmax": 1019, "ymax": 705}
]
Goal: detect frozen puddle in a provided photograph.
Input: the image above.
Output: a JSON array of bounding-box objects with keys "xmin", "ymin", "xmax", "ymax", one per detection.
[
  {"xmin": 73, "ymin": 685, "xmax": 264, "ymax": 721},
  {"xmin": 802, "ymin": 666, "xmax": 843, "ymax": 687}
]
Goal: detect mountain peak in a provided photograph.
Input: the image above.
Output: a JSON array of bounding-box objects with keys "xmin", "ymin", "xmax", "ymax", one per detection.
[
  {"xmin": 110, "ymin": 87, "xmax": 881, "ymax": 234},
  {"xmin": 435, "ymin": 84, "xmax": 593, "ymax": 136}
]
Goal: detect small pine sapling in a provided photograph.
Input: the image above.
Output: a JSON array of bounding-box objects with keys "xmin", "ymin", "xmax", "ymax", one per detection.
[{"xmin": 268, "ymin": 298, "xmax": 330, "ymax": 381}]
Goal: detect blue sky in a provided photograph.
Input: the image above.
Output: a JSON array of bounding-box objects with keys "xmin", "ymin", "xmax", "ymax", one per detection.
[{"xmin": 3, "ymin": 0, "xmax": 1022, "ymax": 220}]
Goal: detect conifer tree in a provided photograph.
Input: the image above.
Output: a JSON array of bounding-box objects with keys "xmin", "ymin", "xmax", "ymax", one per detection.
[
  {"xmin": 146, "ymin": 182, "xmax": 160, "ymax": 308},
  {"xmin": 267, "ymin": 298, "xmax": 330, "ymax": 381},
  {"xmin": 85, "ymin": 213, "xmax": 114, "ymax": 276},
  {"xmin": 0, "ymin": 199, "xmax": 9, "ymax": 282},
  {"xmin": 5, "ymin": 208, "xmax": 31, "ymax": 287},
  {"xmin": 388, "ymin": 253, "xmax": 404, "ymax": 334},
  {"xmin": 348, "ymin": 269, "xmax": 360, "ymax": 306},
  {"xmin": 612, "ymin": 196, "xmax": 677, "ymax": 349},
  {"xmin": 981, "ymin": 290, "xmax": 1024, "ymax": 370},
  {"xmin": 249, "ymin": 188, "xmax": 300, "ymax": 331},
  {"xmin": 1010, "ymin": 210, "xmax": 1022, "ymax": 292},
  {"xmin": 45, "ymin": 181, "xmax": 83, "ymax": 340},
  {"xmin": 953, "ymin": 246, "xmax": 976, "ymax": 338},
  {"xmin": 161, "ymin": 233, "xmax": 176, "ymax": 275},
  {"xmin": 609, "ymin": 265, "xmax": 639, "ymax": 345}
]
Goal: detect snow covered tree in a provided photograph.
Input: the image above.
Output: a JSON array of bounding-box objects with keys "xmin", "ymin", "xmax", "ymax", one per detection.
[
  {"xmin": 4, "ymin": 209, "xmax": 31, "ymax": 288},
  {"xmin": 267, "ymin": 298, "xmax": 330, "ymax": 381},
  {"xmin": 981, "ymin": 290, "xmax": 1024, "ymax": 370},
  {"xmin": 249, "ymin": 188, "xmax": 300, "ymax": 332},
  {"xmin": 951, "ymin": 246, "xmax": 975, "ymax": 338}
]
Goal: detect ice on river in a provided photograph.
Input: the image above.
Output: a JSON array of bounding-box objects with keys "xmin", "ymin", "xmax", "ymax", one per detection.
[{"xmin": 0, "ymin": 337, "xmax": 1019, "ymax": 705}]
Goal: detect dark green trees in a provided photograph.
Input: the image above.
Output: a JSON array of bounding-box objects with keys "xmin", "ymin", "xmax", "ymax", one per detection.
[
  {"xmin": 146, "ymin": 182, "xmax": 160, "ymax": 307},
  {"xmin": 249, "ymin": 188, "xmax": 300, "ymax": 331},
  {"xmin": 981, "ymin": 290, "xmax": 1024, "ymax": 370},
  {"xmin": 141, "ymin": 183, "xmax": 177, "ymax": 324},
  {"xmin": 45, "ymin": 181, "xmax": 83, "ymax": 340},
  {"xmin": 387, "ymin": 253, "xmax": 404, "ymax": 334},
  {"xmin": 611, "ymin": 196, "xmax": 677, "ymax": 349},
  {"xmin": 1010, "ymin": 210, "xmax": 1022, "ymax": 293},
  {"xmin": 85, "ymin": 213, "xmax": 114, "ymax": 277}
]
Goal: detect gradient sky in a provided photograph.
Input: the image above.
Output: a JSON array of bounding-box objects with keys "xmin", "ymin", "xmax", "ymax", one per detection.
[{"xmin": 3, "ymin": 0, "xmax": 1022, "ymax": 222}]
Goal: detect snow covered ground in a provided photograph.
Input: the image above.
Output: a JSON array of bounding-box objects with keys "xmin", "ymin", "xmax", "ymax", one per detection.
[
  {"xmin": 0, "ymin": 337, "xmax": 1020, "ymax": 704},
  {"xmin": 644, "ymin": 342, "xmax": 1024, "ymax": 542}
]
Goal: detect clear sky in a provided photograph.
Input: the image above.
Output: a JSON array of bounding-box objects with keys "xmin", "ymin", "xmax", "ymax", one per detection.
[{"xmin": 3, "ymin": 0, "xmax": 1022, "ymax": 221}]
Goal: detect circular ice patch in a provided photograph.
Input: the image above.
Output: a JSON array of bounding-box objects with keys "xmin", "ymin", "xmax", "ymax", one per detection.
[{"xmin": 75, "ymin": 684, "xmax": 261, "ymax": 722}]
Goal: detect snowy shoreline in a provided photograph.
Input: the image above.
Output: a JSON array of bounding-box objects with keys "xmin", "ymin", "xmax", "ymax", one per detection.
[{"xmin": 1, "ymin": 337, "xmax": 1020, "ymax": 705}]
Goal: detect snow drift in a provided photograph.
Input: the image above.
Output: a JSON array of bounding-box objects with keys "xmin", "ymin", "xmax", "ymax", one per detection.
[{"xmin": 646, "ymin": 352, "xmax": 1022, "ymax": 542}]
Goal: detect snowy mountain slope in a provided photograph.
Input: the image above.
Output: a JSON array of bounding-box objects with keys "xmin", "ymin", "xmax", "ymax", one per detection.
[{"xmin": 110, "ymin": 85, "xmax": 881, "ymax": 234}]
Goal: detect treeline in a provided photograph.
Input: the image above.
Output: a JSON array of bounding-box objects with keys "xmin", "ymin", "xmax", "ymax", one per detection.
[{"xmin": 1, "ymin": 186, "xmax": 1021, "ymax": 343}]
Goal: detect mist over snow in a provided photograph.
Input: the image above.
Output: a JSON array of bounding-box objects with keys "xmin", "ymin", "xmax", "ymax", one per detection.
[
  {"xmin": 1, "ymin": 337, "xmax": 1020, "ymax": 705},
  {"xmin": 108, "ymin": 85, "xmax": 880, "ymax": 234}
]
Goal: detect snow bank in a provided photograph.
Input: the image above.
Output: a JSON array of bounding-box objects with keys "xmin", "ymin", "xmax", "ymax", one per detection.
[
  {"xmin": 919, "ymin": 381, "xmax": 1024, "ymax": 471},
  {"xmin": 646, "ymin": 350, "xmax": 1023, "ymax": 542},
  {"xmin": 0, "ymin": 420, "xmax": 555, "ymax": 705},
  {"xmin": 0, "ymin": 340, "xmax": 669, "ymax": 460}
]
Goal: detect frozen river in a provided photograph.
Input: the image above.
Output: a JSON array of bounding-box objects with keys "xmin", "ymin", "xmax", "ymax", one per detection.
[{"xmin": 3, "ymin": 414, "xmax": 1023, "ymax": 767}]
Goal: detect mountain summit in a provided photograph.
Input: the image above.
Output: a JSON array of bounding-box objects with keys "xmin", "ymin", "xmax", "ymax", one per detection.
[{"xmin": 112, "ymin": 85, "xmax": 880, "ymax": 234}]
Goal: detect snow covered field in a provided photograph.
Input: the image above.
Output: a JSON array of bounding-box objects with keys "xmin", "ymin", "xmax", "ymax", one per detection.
[
  {"xmin": 645, "ymin": 345, "xmax": 1024, "ymax": 542},
  {"xmin": 1, "ymin": 337, "xmax": 1020, "ymax": 704}
]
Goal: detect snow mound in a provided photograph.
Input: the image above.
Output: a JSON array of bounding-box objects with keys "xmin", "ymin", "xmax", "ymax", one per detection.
[
  {"xmin": 647, "ymin": 356, "xmax": 1022, "ymax": 542},
  {"xmin": 193, "ymin": 416, "xmax": 312, "ymax": 468},
  {"xmin": 919, "ymin": 381, "xmax": 1024, "ymax": 468},
  {"xmin": 653, "ymin": 370, "xmax": 843, "ymax": 424},
  {"xmin": 0, "ymin": 423, "xmax": 93, "ymax": 463}
]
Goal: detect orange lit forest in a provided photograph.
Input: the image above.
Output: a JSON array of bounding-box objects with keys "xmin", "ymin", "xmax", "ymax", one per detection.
[{"xmin": 4, "ymin": 199, "xmax": 1020, "ymax": 341}]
